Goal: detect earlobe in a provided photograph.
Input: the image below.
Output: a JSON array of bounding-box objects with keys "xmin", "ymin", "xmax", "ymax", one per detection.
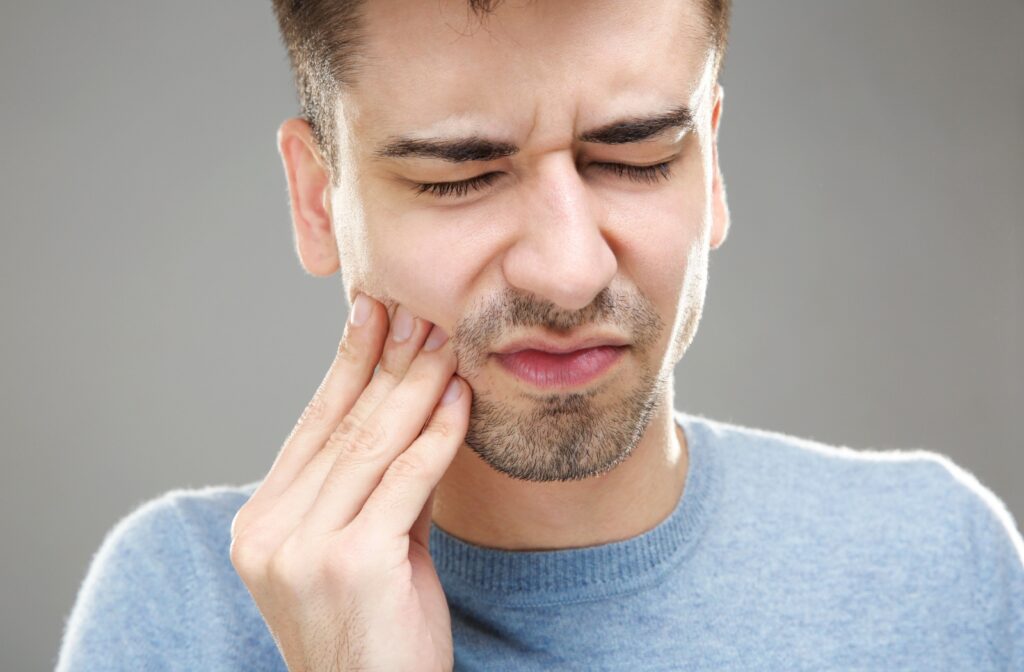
[
  {"xmin": 709, "ymin": 85, "xmax": 730, "ymax": 250},
  {"xmin": 277, "ymin": 117, "xmax": 340, "ymax": 277}
]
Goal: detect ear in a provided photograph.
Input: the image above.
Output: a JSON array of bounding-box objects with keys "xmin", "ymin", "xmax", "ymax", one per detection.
[
  {"xmin": 277, "ymin": 117, "xmax": 340, "ymax": 277},
  {"xmin": 709, "ymin": 84, "xmax": 730, "ymax": 250}
]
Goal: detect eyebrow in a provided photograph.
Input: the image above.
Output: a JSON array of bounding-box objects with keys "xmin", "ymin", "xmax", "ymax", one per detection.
[{"xmin": 372, "ymin": 104, "xmax": 695, "ymax": 164}]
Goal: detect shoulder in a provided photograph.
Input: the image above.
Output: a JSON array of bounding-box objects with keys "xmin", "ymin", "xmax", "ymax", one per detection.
[
  {"xmin": 56, "ymin": 481, "xmax": 275, "ymax": 671},
  {"xmin": 92, "ymin": 480, "xmax": 265, "ymax": 603},
  {"xmin": 683, "ymin": 410, "xmax": 1017, "ymax": 528},
  {"xmin": 684, "ymin": 411, "xmax": 1022, "ymax": 659},
  {"xmin": 91, "ymin": 481, "xmax": 261, "ymax": 581},
  {"xmin": 105, "ymin": 480, "xmax": 257, "ymax": 547},
  {"xmin": 84, "ymin": 479, "xmax": 259, "ymax": 539},
  {"xmin": 682, "ymin": 411, "xmax": 1023, "ymax": 663},
  {"xmin": 681, "ymin": 410, "xmax": 1023, "ymax": 567}
]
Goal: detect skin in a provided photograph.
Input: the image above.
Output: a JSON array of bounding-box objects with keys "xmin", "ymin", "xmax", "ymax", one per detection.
[{"xmin": 276, "ymin": 0, "xmax": 730, "ymax": 552}]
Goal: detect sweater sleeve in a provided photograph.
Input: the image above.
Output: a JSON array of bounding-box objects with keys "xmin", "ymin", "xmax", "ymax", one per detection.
[{"xmin": 54, "ymin": 492, "xmax": 203, "ymax": 672}]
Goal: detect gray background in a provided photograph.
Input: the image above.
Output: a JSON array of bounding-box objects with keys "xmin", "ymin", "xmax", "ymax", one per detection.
[{"xmin": 2, "ymin": 1, "xmax": 1022, "ymax": 669}]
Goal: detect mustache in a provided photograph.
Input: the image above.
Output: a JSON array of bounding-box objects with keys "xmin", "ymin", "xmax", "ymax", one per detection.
[{"xmin": 453, "ymin": 287, "xmax": 664, "ymax": 368}]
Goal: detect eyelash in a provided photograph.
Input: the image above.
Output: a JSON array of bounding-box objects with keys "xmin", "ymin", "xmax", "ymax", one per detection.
[{"xmin": 411, "ymin": 160, "xmax": 676, "ymax": 199}]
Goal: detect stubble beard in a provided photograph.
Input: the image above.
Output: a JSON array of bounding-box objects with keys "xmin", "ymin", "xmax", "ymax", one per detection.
[{"xmin": 462, "ymin": 347, "xmax": 674, "ymax": 483}]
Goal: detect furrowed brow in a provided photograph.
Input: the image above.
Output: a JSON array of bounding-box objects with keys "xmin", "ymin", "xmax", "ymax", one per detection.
[
  {"xmin": 577, "ymin": 104, "xmax": 695, "ymax": 145},
  {"xmin": 372, "ymin": 104, "xmax": 695, "ymax": 164}
]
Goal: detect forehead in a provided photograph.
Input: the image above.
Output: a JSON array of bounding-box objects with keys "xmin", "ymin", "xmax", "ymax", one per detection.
[{"xmin": 341, "ymin": 0, "xmax": 713, "ymax": 148}]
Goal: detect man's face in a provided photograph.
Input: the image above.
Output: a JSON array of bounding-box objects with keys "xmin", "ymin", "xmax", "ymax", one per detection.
[{"xmin": 309, "ymin": 0, "xmax": 727, "ymax": 482}]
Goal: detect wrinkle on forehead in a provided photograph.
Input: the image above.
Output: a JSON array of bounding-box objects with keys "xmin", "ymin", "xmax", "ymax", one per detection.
[{"xmin": 344, "ymin": 0, "xmax": 715, "ymax": 151}]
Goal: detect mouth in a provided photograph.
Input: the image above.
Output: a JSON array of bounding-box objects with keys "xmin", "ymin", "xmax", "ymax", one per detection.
[{"xmin": 493, "ymin": 345, "xmax": 628, "ymax": 389}]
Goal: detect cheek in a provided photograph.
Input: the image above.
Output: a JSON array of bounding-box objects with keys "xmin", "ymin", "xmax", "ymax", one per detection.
[
  {"xmin": 358, "ymin": 203, "xmax": 496, "ymax": 326},
  {"xmin": 609, "ymin": 158, "xmax": 708, "ymax": 305}
]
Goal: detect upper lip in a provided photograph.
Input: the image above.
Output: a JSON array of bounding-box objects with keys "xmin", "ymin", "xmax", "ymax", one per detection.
[{"xmin": 493, "ymin": 334, "xmax": 630, "ymax": 355}]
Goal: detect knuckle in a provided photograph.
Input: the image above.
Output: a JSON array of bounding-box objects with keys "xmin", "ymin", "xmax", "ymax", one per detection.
[
  {"xmin": 229, "ymin": 533, "xmax": 268, "ymax": 578},
  {"xmin": 376, "ymin": 357, "xmax": 403, "ymax": 385},
  {"xmin": 387, "ymin": 451, "xmax": 430, "ymax": 481},
  {"xmin": 266, "ymin": 534, "xmax": 306, "ymax": 586},
  {"xmin": 327, "ymin": 413, "xmax": 361, "ymax": 448},
  {"xmin": 424, "ymin": 417, "xmax": 454, "ymax": 440},
  {"xmin": 345, "ymin": 422, "xmax": 388, "ymax": 457},
  {"xmin": 335, "ymin": 333, "xmax": 361, "ymax": 366}
]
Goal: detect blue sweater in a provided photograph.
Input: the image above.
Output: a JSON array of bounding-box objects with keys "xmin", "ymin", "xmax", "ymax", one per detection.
[{"xmin": 55, "ymin": 410, "xmax": 1024, "ymax": 671}]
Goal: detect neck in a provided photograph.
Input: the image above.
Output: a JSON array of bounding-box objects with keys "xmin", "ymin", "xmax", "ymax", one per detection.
[{"xmin": 431, "ymin": 392, "xmax": 688, "ymax": 551}]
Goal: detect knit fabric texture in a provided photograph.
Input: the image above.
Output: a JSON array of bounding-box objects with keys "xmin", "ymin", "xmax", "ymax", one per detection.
[{"xmin": 55, "ymin": 410, "xmax": 1024, "ymax": 671}]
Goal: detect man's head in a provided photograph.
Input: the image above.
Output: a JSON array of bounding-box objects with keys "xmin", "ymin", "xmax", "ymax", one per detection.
[{"xmin": 271, "ymin": 0, "xmax": 732, "ymax": 482}]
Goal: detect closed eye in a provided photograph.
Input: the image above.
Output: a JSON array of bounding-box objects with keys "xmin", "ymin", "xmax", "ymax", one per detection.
[
  {"xmin": 410, "ymin": 159, "xmax": 677, "ymax": 199},
  {"xmin": 411, "ymin": 171, "xmax": 503, "ymax": 199}
]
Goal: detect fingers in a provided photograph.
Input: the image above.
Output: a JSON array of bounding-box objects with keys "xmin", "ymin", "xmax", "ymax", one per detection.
[
  {"xmin": 323, "ymin": 304, "xmax": 435, "ymax": 463},
  {"xmin": 353, "ymin": 375, "xmax": 469, "ymax": 543},
  {"xmin": 299, "ymin": 321, "xmax": 460, "ymax": 535},
  {"xmin": 249, "ymin": 305, "xmax": 436, "ymax": 541},
  {"xmin": 236, "ymin": 296, "xmax": 390, "ymax": 536}
]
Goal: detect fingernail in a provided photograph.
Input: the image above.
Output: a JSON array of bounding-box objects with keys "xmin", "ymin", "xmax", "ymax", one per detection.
[
  {"xmin": 441, "ymin": 377, "xmax": 462, "ymax": 405},
  {"xmin": 392, "ymin": 304, "xmax": 414, "ymax": 342},
  {"xmin": 350, "ymin": 293, "xmax": 372, "ymax": 326},
  {"xmin": 423, "ymin": 324, "xmax": 449, "ymax": 352}
]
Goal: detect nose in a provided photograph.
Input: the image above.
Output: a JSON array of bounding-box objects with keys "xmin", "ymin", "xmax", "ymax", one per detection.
[{"xmin": 501, "ymin": 154, "xmax": 618, "ymax": 312}]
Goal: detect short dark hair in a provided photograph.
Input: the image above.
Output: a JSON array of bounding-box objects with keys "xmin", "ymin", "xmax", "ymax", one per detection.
[{"xmin": 271, "ymin": 0, "xmax": 732, "ymax": 184}]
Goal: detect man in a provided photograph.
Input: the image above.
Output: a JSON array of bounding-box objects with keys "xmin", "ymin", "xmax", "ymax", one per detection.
[{"xmin": 56, "ymin": 1, "xmax": 1023, "ymax": 670}]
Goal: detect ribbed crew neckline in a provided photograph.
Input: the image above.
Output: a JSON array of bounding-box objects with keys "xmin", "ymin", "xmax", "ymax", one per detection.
[{"xmin": 428, "ymin": 409, "xmax": 719, "ymax": 607}]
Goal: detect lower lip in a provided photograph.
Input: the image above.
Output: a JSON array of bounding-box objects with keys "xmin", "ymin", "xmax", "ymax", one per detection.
[{"xmin": 494, "ymin": 346, "xmax": 626, "ymax": 389}]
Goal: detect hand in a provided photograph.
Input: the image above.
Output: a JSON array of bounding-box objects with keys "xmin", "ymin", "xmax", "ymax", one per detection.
[{"xmin": 229, "ymin": 295, "xmax": 469, "ymax": 672}]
